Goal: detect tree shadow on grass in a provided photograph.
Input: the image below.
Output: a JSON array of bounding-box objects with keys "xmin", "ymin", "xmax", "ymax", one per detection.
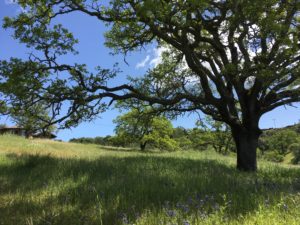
[
  {"xmin": 0, "ymin": 153, "xmax": 300, "ymax": 224},
  {"xmin": 98, "ymin": 145, "xmax": 139, "ymax": 152},
  {"xmin": 97, "ymin": 145, "xmax": 166, "ymax": 154}
]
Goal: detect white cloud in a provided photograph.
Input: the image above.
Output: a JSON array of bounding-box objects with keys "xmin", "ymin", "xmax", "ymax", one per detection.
[
  {"xmin": 135, "ymin": 46, "xmax": 168, "ymax": 70},
  {"xmin": 149, "ymin": 46, "xmax": 168, "ymax": 67},
  {"xmin": 135, "ymin": 55, "xmax": 150, "ymax": 69}
]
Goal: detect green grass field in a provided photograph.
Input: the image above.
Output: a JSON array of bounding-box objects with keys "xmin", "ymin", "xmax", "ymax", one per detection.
[{"xmin": 0, "ymin": 135, "xmax": 300, "ymax": 225}]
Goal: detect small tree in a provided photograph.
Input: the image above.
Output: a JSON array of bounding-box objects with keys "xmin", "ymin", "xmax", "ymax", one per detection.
[
  {"xmin": 114, "ymin": 108, "xmax": 152, "ymax": 150},
  {"xmin": 114, "ymin": 109, "xmax": 177, "ymax": 151},
  {"xmin": 142, "ymin": 117, "xmax": 180, "ymax": 151},
  {"xmin": 197, "ymin": 116, "xmax": 234, "ymax": 155}
]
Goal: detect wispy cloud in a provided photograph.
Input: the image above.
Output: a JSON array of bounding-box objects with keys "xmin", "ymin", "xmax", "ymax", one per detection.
[
  {"xmin": 149, "ymin": 47, "xmax": 167, "ymax": 67},
  {"xmin": 135, "ymin": 55, "xmax": 150, "ymax": 69},
  {"xmin": 135, "ymin": 46, "xmax": 168, "ymax": 70}
]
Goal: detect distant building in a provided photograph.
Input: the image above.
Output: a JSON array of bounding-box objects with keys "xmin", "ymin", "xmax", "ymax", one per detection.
[
  {"xmin": 0, "ymin": 126, "xmax": 26, "ymax": 136},
  {"xmin": 0, "ymin": 125, "xmax": 56, "ymax": 139}
]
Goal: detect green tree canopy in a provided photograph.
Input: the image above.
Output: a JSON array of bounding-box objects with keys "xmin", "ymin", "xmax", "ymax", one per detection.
[{"xmin": 114, "ymin": 108, "xmax": 178, "ymax": 150}]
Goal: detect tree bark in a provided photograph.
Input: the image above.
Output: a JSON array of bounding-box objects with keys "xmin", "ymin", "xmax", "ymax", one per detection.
[
  {"xmin": 231, "ymin": 127, "xmax": 261, "ymax": 171},
  {"xmin": 140, "ymin": 142, "xmax": 147, "ymax": 151}
]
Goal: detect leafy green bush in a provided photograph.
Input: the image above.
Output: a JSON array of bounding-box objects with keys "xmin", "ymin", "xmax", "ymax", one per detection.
[
  {"xmin": 289, "ymin": 143, "xmax": 300, "ymax": 164},
  {"xmin": 156, "ymin": 136, "xmax": 181, "ymax": 151},
  {"xmin": 174, "ymin": 136, "xmax": 193, "ymax": 150},
  {"xmin": 263, "ymin": 151, "xmax": 284, "ymax": 163}
]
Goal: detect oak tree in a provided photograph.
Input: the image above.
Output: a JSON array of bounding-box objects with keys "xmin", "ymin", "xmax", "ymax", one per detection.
[
  {"xmin": 1, "ymin": 0, "xmax": 300, "ymax": 171},
  {"xmin": 114, "ymin": 108, "xmax": 177, "ymax": 150},
  {"xmin": 197, "ymin": 116, "xmax": 234, "ymax": 155}
]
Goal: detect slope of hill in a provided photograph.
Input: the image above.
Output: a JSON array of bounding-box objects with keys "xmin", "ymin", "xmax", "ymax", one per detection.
[
  {"xmin": 262, "ymin": 122, "xmax": 300, "ymax": 133},
  {"xmin": 0, "ymin": 135, "xmax": 300, "ymax": 225}
]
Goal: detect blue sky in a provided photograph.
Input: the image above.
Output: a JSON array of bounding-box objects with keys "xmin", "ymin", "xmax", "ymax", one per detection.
[{"xmin": 1, "ymin": 1, "xmax": 300, "ymax": 141}]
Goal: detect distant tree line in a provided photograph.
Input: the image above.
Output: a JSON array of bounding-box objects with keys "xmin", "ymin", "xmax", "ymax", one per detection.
[
  {"xmin": 69, "ymin": 126, "xmax": 234, "ymax": 153},
  {"xmin": 69, "ymin": 109, "xmax": 300, "ymax": 165},
  {"xmin": 69, "ymin": 109, "xmax": 235, "ymax": 154},
  {"xmin": 69, "ymin": 136, "xmax": 114, "ymax": 146}
]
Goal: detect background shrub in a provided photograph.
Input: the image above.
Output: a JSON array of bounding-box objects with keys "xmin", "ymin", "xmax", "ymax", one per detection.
[
  {"xmin": 263, "ymin": 151, "xmax": 284, "ymax": 163},
  {"xmin": 289, "ymin": 143, "xmax": 300, "ymax": 164}
]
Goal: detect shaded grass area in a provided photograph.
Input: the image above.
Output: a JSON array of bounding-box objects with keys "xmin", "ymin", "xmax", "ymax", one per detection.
[{"xmin": 0, "ymin": 135, "xmax": 300, "ymax": 225}]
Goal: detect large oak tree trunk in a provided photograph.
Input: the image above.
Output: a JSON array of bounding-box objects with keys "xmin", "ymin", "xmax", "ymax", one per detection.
[{"xmin": 231, "ymin": 127, "xmax": 261, "ymax": 171}]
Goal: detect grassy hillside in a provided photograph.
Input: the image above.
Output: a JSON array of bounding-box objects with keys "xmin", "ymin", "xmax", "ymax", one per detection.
[{"xmin": 0, "ymin": 135, "xmax": 300, "ymax": 225}]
